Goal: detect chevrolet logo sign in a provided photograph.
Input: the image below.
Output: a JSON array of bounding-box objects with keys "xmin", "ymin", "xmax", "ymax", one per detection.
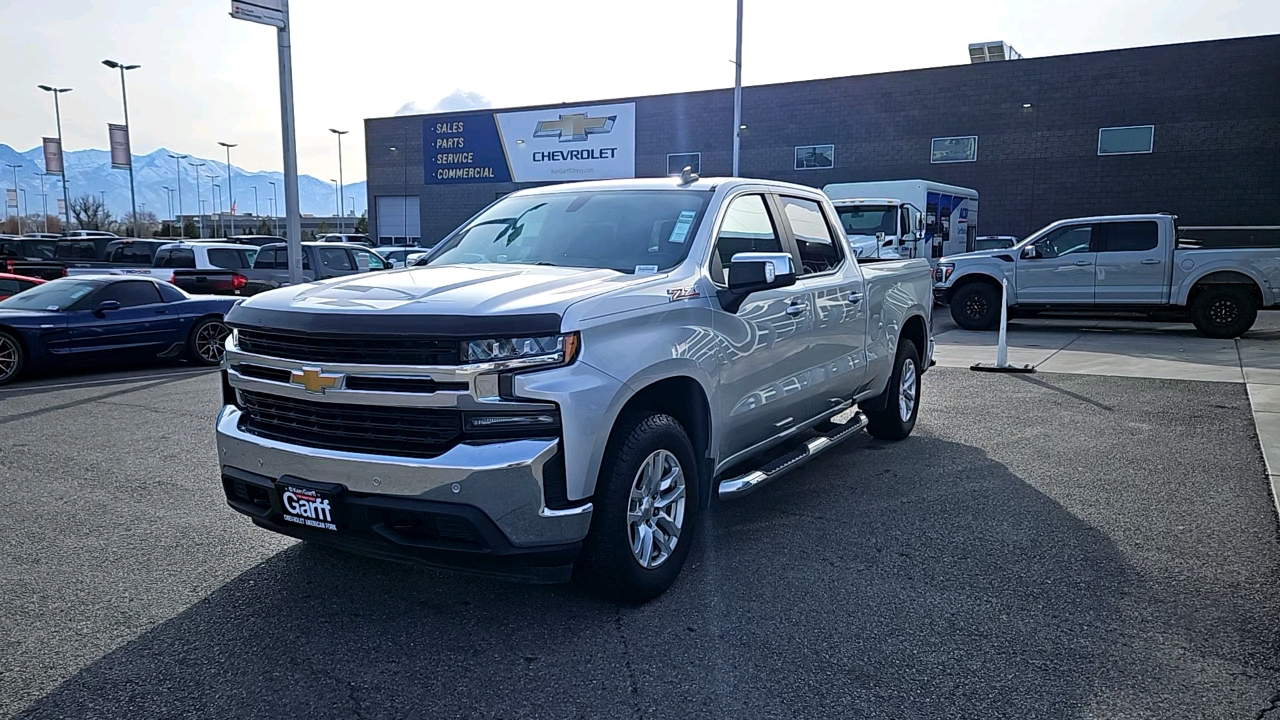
[
  {"xmin": 290, "ymin": 367, "xmax": 343, "ymax": 394},
  {"xmin": 533, "ymin": 113, "xmax": 616, "ymax": 142}
]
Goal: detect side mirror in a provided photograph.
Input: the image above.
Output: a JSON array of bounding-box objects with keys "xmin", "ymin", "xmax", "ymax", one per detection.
[
  {"xmin": 720, "ymin": 251, "xmax": 796, "ymax": 313},
  {"xmin": 93, "ymin": 299, "xmax": 121, "ymax": 316},
  {"xmin": 1021, "ymin": 245, "xmax": 1039, "ymax": 259}
]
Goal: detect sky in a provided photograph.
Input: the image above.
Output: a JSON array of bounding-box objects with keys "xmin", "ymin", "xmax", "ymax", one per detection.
[{"xmin": 1, "ymin": 0, "xmax": 1276, "ymax": 184}]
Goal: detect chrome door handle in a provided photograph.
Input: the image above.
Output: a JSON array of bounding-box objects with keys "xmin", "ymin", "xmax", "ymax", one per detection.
[
  {"xmin": 1073, "ymin": 260, "xmax": 1092, "ymax": 266},
  {"xmin": 1140, "ymin": 259, "xmax": 1161, "ymax": 265},
  {"xmin": 785, "ymin": 303, "xmax": 808, "ymax": 316},
  {"xmin": 846, "ymin": 292, "xmax": 864, "ymax": 305}
]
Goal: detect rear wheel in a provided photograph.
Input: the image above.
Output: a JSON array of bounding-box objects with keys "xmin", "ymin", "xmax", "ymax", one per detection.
[
  {"xmin": 0, "ymin": 331, "xmax": 25, "ymax": 386},
  {"xmin": 1190, "ymin": 286, "xmax": 1257, "ymax": 338},
  {"xmin": 865, "ymin": 340, "xmax": 921, "ymax": 441},
  {"xmin": 949, "ymin": 282, "xmax": 1001, "ymax": 330},
  {"xmin": 575, "ymin": 412, "xmax": 699, "ymax": 604},
  {"xmin": 188, "ymin": 317, "xmax": 230, "ymax": 366}
]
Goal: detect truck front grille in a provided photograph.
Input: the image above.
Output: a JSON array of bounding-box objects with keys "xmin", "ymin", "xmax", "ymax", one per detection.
[
  {"xmin": 238, "ymin": 390, "xmax": 463, "ymax": 458},
  {"xmin": 236, "ymin": 328, "xmax": 460, "ymax": 366}
]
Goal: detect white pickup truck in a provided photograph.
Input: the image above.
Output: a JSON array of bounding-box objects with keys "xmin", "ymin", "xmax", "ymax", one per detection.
[
  {"xmin": 933, "ymin": 214, "xmax": 1279, "ymax": 337},
  {"xmin": 216, "ymin": 176, "xmax": 935, "ymax": 602}
]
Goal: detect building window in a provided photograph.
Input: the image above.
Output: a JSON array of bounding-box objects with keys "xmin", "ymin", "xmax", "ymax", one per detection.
[
  {"xmin": 794, "ymin": 145, "xmax": 835, "ymax": 170},
  {"xmin": 666, "ymin": 152, "xmax": 701, "ymax": 176},
  {"xmin": 931, "ymin": 136, "xmax": 978, "ymax": 163},
  {"xmin": 1098, "ymin": 125, "xmax": 1154, "ymax": 155},
  {"xmin": 375, "ymin": 195, "xmax": 422, "ymax": 246}
]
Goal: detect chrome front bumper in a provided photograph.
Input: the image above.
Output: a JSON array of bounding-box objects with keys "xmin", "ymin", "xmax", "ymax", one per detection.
[{"xmin": 215, "ymin": 405, "xmax": 593, "ymax": 547}]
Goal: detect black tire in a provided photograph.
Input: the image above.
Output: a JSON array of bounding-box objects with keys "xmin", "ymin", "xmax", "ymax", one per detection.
[
  {"xmin": 949, "ymin": 282, "xmax": 1001, "ymax": 330},
  {"xmin": 0, "ymin": 331, "xmax": 25, "ymax": 387},
  {"xmin": 187, "ymin": 317, "xmax": 230, "ymax": 366},
  {"xmin": 865, "ymin": 340, "xmax": 921, "ymax": 441},
  {"xmin": 575, "ymin": 412, "xmax": 700, "ymax": 604},
  {"xmin": 1189, "ymin": 286, "xmax": 1257, "ymax": 339}
]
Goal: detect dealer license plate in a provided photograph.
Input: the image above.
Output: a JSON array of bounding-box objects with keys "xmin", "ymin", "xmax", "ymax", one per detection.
[{"xmin": 278, "ymin": 482, "xmax": 338, "ymax": 531}]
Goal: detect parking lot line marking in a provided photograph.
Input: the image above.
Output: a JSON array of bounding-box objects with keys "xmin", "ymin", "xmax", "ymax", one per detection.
[{"xmin": 0, "ymin": 368, "xmax": 215, "ymax": 395}]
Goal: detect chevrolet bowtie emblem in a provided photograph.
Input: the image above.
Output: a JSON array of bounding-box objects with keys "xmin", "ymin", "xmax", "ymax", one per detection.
[
  {"xmin": 533, "ymin": 113, "xmax": 616, "ymax": 142},
  {"xmin": 290, "ymin": 367, "xmax": 343, "ymax": 394}
]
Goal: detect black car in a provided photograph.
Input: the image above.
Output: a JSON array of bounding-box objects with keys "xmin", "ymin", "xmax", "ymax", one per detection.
[{"xmin": 0, "ymin": 276, "xmax": 239, "ymax": 385}]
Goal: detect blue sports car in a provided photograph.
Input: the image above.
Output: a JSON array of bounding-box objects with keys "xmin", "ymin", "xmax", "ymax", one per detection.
[{"xmin": 0, "ymin": 276, "xmax": 239, "ymax": 385}]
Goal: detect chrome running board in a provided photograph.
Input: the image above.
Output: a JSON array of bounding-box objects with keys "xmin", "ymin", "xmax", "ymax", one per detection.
[{"xmin": 717, "ymin": 410, "xmax": 869, "ymax": 500}]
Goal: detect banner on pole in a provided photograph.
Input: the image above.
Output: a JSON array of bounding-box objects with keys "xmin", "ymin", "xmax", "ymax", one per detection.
[
  {"xmin": 109, "ymin": 124, "xmax": 132, "ymax": 169},
  {"xmin": 43, "ymin": 137, "xmax": 63, "ymax": 174},
  {"xmin": 5, "ymin": 189, "xmax": 16, "ymax": 209},
  {"xmin": 231, "ymin": 0, "xmax": 284, "ymax": 27}
]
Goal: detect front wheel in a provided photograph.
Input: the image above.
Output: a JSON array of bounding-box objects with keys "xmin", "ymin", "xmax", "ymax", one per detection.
[
  {"xmin": 865, "ymin": 339, "xmax": 921, "ymax": 441},
  {"xmin": 575, "ymin": 412, "xmax": 700, "ymax": 604},
  {"xmin": 1190, "ymin": 286, "xmax": 1257, "ymax": 338},
  {"xmin": 949, "ymin": 282, "xmax": 1001, "ymax": 330},
  {"xmin": 187, "ymin": 317, "xmax": 230, "ymax": 366},
  {"xmin": 0, "ymin": 331, "xmax": 25, "ymax": 386}
]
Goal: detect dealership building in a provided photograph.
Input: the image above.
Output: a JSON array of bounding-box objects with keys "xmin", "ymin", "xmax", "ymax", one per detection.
[{"xmin": 363, "ymin": 33, "xmax": 1279, "ymax": 246}]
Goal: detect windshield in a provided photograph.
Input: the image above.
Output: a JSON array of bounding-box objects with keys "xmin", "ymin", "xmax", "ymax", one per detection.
[
  {"xmin": 837, "ymin": 205, "xmax": 897, "ymax": 236},
  {"xmin": 428, "ymin": 190, "xmax": 710, "ymax": 273},
  {"xmin": 0, "ymin": 278, "xmax": 105, "ymax": 311}
]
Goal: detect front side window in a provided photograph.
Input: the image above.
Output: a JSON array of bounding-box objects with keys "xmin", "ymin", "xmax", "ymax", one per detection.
[
  {"xmin": 1036, "ymin": 226, "xmax": 1094, "ymax": 258},
  {"xmin": 108, "ymin": 243, "xmax": 159, "ymax": 265},
  {"xmin": 319, "ymin": 248, "xmax": 354, "ymax": 271},
  {"xmin": 157, "ymin": 248, "xmax": 196, "ymax": 268},
  {"xmin": 780, "ymin": 196, "xmax": 842, "ymax": 275},
  {"xmin": 711, "ymin": 194, "xmax": 782, "ymax": 283},
  {"xmin": 1098, "ymin": 125, "xmax": 1154, "ymax": 155},
  {"xmin": 0, "ymin": 279, "xmax": 21, "ymax": 294},
  {"xmin": 56, "ymin": 241, "xmax": 99, "ymax": 260},
  {"xmin": 253, "ymin": 249, "xmax": 278, "ymax": 270},
  {"xmin": 207, "ymin": 248, "xmax": 247, "ymax": 269},
  {"xmin": 1099, "ymin": 221, "xmax": 1159, "ymax": 252},
  {"xmin": 794, "ymin": 144, "xmax": 835, "ymax": 170},
  {"xmin": 429, "ymin": 190, "xmax": 710, "ymax": 274},
  {"xmin": 84, "ymin": 280, "xmax": 164, "ymax": 308}
]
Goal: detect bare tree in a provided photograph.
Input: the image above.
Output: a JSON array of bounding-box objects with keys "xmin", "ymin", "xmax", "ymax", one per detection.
[
  {"xmin": 69, "ymin": 195, "xmax": 112, "ymax": 231},
  {"xmin": 119, "ymin": 210, "xmax": 159, "ymax": 238}
]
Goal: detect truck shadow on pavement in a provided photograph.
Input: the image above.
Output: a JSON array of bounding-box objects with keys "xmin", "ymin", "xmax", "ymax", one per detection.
[{"xmin": 13, "ymin": 436, "xmax": 1195, "ymax": 720}]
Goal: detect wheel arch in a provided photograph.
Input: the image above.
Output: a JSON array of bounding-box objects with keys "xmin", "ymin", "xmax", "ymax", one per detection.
[
  {"xmin": 1182, "ymin": 270, "xmax": 1264, "ymax": 308},
  {"xmin": 610, "ymin": 375, "xmax": 714, "ymax": 510},
  {"xmin": 945, "ymin": 271, "xmax": 1002, "ymax": 303}
]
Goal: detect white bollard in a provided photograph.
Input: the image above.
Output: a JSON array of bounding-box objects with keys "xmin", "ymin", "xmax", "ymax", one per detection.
[{"xmin": 970, "ymin": 275, "xmax": 1035, "ymax": 374}]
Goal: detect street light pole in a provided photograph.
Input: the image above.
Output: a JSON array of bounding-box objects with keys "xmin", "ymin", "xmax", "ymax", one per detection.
[
  {"xmin": 103, "ymin": 60, "xmax": 141, "ymax": 237},
  {"xmin": 330, "ymin": 179, "xmax": 339, "ymax": 218},
  {"xmin": 168, "ymin": 153, "xmax": 188, "ymax": 229},
  {"xmin": 161, "ymin": 185, "xmax": 173, "ymax": 225},
  {"xmin": 39, "ymin": 174, "xmax": 48, "ymax": 233},
  {"xmin": 212, "ymin": 182, "xmax": 221, "ymax": 237},
  {"xmin": 252, "ymin": 186, "xmax": 259, "ymax": 219},
  {"xmin": 218, "ymin": 141, "xmax": 237, "ymax": 236},
  {"xmin": 268, "ymin": 180, "xmax": 278, "ymax": 236},
  {"xmin": 329, "ymin": 128, "xmax": 348, "ymax": 233},
  {"xmin": 37, "ymin": 85, "xmax": 72, "ymax": 229},
  {"xmin": 189, "ymin": 161, "xmax": 205, "ymax": 237},
  {"xmin": 19, "ymin": 190, "xmax": 28, "ymax": 235},
  {"xmin": 732, "ymin": 0, "xmax": 743, "ymax": 177},
  {"xmin": 3, "ymin": 163, "xmax": 21, "ymax": 227}
]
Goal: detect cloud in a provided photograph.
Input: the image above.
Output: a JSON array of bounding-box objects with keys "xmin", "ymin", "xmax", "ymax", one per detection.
[{"xmin": 394, "ymin": 90, "xmax": 494, "ymax": 116}]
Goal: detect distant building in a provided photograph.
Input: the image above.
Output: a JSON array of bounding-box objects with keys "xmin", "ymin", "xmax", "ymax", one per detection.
[{"xmin": 174, "ymin": 213, "xmax": 358, "ymax": 239}]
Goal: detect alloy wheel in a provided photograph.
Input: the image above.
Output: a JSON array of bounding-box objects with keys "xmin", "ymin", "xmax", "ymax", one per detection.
[
  {"xmin": 1208, "ymin": 298, "xmax": 1239, "ymax": 327},
  {"xmin": 627, "ymin": 449, "xmax": 686, "ymax": 569},
  {"xmin": 0, "ymin": 335, "xmax": 18, "ymax": 382},
  {"xmin": 899, "ymin": 358, "xmax": 918, "ymax": 422},
  {"xmin": 965, "ymin": 294, "xmax": 989, "ymax": 320},
  {"xmin": 196, "ymin": 321, "xmax": 231, "ymax": 364}
]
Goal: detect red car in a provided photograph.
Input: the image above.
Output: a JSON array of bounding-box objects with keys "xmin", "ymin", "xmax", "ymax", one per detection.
[{"xmin": 0, "ymin": 273, "xmax": 46, "ymax": 300}]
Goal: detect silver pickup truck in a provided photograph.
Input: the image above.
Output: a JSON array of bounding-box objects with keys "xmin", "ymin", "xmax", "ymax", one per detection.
[
  {"xmin": 933, "ymin": 213, "xmax": 1280, "ymax": 338},
  {"xmin": 215, "ymin": 176, "xmax": 934, "ymax": 602}
]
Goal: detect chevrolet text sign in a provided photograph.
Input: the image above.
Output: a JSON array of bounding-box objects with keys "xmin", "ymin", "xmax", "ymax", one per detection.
[{"xmin": 422, "ymin": 103, "xmax": 636, "ymax": 185}]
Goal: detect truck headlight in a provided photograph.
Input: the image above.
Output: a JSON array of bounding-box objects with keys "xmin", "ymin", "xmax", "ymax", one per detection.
[
  {"xmin": 934, "ymin": 263, "xmax": 955, "ymax": 284},
  {"xmin": 463, "ymin": 332, "xmax": 580, "ymax": 368}
]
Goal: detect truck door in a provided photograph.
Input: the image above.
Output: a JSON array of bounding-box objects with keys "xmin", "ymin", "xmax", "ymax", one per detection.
[
  {"xmin": 1093, "ymin": 220, "xmax": 1166, "ymax": 304},
  {"xmin": 778, "ymin": 195, "xmax": 868, "ymax": 412},
  {"xmin": 710, "ymin": 193, "xmax": 817, "ymax": 461},
  {"xmin": 1014, "ymin": 224, "xmax": 1097, "ymax": 305}
]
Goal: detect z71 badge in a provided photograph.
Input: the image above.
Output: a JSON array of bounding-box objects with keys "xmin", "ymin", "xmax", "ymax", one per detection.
[{"xmin": 667, "ymin": 287, "xmax": 701, "ymax": 301}]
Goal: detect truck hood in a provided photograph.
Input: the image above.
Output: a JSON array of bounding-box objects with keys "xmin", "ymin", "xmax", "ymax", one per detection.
[{"xmin": 226, "ymin": 263, "xmax": 658, "ymax": 335}]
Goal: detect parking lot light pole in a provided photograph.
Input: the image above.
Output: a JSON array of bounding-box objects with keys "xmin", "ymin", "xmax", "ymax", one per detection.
[
  {"xmin": 161, "ymin": 185, "xmax": 173, "ymax": 225},
  {"xmin": 103, "ymin": 60, "xmax": 141, "ymax": 238},
  {"xmin": 189, "ymin": 161, "xmax": 205, "ymax": 237},
  {"xmin": 211, "ymin": 180, "xmax": 221, "ymax": 236},
  {"xmin": 732, "ymin": 0, "xmax": 743, "ymax": 177},
  {"xmin": 168, "ymin": 153, "xmax": 188, "ymax": 228},
  {"xmin": 218, "ymin": 141, "xmax": 237, "ymax": 236},
  {"xmin": 3, "ymin": 163, "xmax": 21, "ymax": 227},
  {"xmin": 37, "ymin": 85, "xmax": 72, "ymax": 228},
  {"xmin": 20, "ymin": 189, "xmax": 28, "ymax": 234},
  {"xmin": 252, "ymin": 186, "xmax": 259, "ymax": 219},
  {"xmin": 329, "ymin": 128, "xmax": 348, "ymax": 233},
  {"xmin": 330, "ymin": 179, "xmax": 339, "ymax": 218},
  {"xmin": 268, "ymin": 180, "xmax": 278, "ymax": 236},
  {"xmin": 39, "ymin": 173, "xmax": 48, "ymax": 232}
]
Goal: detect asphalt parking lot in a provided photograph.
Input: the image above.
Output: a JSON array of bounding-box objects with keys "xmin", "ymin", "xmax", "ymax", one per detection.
[{"xmin": 2, "ymin": 356, "xmax": 1279, "ymax": 718}]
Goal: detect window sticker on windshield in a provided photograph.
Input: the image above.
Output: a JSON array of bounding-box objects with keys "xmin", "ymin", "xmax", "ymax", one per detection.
[
  {"xmin": 47, "ymin": 305, "xmax": 59, "ymax": 311},
  {"xmin": 668, "ymin": 211, "xmax": 697, "ymax": 244},
  {"xmin": 635, "ymin": 265, "xmax": 659, "ymax": 275}
]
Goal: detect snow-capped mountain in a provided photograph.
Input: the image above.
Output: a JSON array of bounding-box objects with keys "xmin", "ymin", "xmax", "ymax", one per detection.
[{"xmin": 0, "ymin": 144, "xmax": 366, "ymax": 220}]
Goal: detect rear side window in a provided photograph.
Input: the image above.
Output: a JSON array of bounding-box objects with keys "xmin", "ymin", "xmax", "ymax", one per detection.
[
  {"xmin": 207, "ymin": 248, "xmax": 247, "ymax": 269},
  {"xmin": 352, "ymin": 249, "xmax": 385, "ymax": 271},
  {"xmin": 108, "ymin": 243, "xmax": 158, "ymax": 265},
  {"xmin": 56, "ymin": 241, "xmax": 99, "ymax": 260},
  {"xmin": 780, "ymin": 196, "xmax": 843, "ymax": 275},
  {"xmin": 156, "ymin": 248, "xmax": 196, "ymax": 268},
  {"xmin": 1100, "ymin": 221, "xmax": 1159, "ymax": 252},
  {"xmin": 253, "ymin": 249, "xmax": 278, "ymax": 269}
]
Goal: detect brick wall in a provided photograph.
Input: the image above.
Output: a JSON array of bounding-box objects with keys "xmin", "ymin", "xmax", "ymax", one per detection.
[{"xmin": 365, "ymin": 34, "xmax": 1280, "ymax": 243}]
